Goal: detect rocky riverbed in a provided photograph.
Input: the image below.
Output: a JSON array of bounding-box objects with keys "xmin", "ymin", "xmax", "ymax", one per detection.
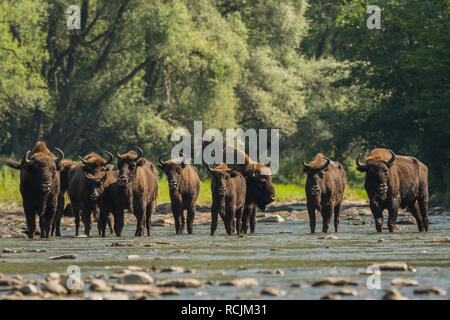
[{"xmin": 0, "ymin": 201, "xmax": 449, "ymax": 300}]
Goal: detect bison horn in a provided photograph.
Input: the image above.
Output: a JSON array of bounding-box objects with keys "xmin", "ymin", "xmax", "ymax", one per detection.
[
  {"xmin": 158, "ymin": 153, "xmax": 168, "ymax": 166},
  {"xmin": 104, "ymin": 151, "xmax": 113, "ymax": 165},
  {"xmin": 54, "ymin": 147, "xmax": 64, "ymax": 163},
  {"xmin": 206, "ymin": 164, "xmax": 214, "ymax": 172},
  {"xmin": 116, "ymin": 151, "xmax": 121, "ymax": 159},
  {"xmin": 318, "ymin": 157, "xmax": 331, "ymax": 171},
  {"xmin": 356, "ymin": 154, "xmax": 366, "ymax": 169},
  {"xmin": 384, "ymin": 149, "xmax": 396, "ymax": 167},
  {"xmin": 135, "ymin": 146, "xmax": 143, "ymax": 160},
  {"xmin": 78, "ymin": 155, "xmax": 89, "ymax": 165},
  {"xmin": 302, "ymin": 160, "xmax": 311, "ymax": 171},
  {"xmin": 23, "ymin": 151, "xmax": 33, "ymax": 166}
]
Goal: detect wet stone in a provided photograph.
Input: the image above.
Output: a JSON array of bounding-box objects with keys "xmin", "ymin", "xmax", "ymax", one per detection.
[
  {"xmin": 318, "ymin": 235, "xmax": 339, "ymax": 240},
  {"xmin": 221, "ymin": 278, "xmax": 259, "ymax": 287},
  {"xmin": 374, "ymin": 262, "xmax": 415, "ymax": 272},
  {"xmin": 258, "ymin": 269, "xmax": 284, "ymax": 276},
  {"xmin": 2, "ymin": 248, "xmax": 20, "ymax": 253},
  {"xmin": 261, "ymin": 287, "xmax": 286, "ymax": 296},
  {"xmin": 258, "ymin": 215, "xmax": 284, "ymax": 223},
  {"xmin": 413, "ymin": 286, "xmax": 446, "ymax": 296},
  {"xmin": 48, "ymin": 254, "xmax": 77, "ymax": 260},
  {"xmin": 157, "ymin": 278, "xmax": 203, "ymax": 288},
  {"xmin": 17, "ymin": 284, "xmax": 39, "ymax": 295},
  {"xmin": 383, "ymin": 287, "xmax": 410, "ymax": 300},
  {"xmin": 41, "ymin": 281, "xmax": 68, "ymax": 295},
  {"xmin": 117, "ymin": 272, "xmax": 154, "ymax": 285},
  {"xmin": 391, "ymin": 278, "xmax": 419, "ymax": 287},
  {"xmin": 127, "ymin": 255, "xmax": 140, "ymax": 260},
  {"xmin": 312, "ymin": 278, "xmax": 358, "ymax": 287},
  {"xmin": 425, "ymin": 237, "xmax": 450, "ymax": 243},
  {"xmin": 160, "ymin": 266, "xmax": 184, "ymax": 273},
  {"xmin": 89, "ymin": 279, "xmax": 112, "ymax": 292}
]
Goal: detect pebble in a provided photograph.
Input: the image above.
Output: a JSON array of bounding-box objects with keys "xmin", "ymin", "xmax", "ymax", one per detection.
[
  {"xmin": 258, "ymin": 269, "xmax": 284, "ymax": 276},
  {"xmin": 382, "ymin": 287, "xmax": 410, "ymax": 300},
  {"xmin": 127, "ymin": 255, "xmax": 140, "ymax": 260},
  {"xmin": 413, "ymin": 286, "xmax": 446, "ymax": 296},
  {"xmin": 17, "ymin": 284, "xmax": 39, "ymax": 295},
  {"xmin": 258, "ymin": 215, "xmax": 284, "ymax": 223},
  {"xmin": 220, "ymin": 278, "xmax": 259, "ymax": 287},
  {"xmin": 374, "ymin": 262, "xmax": 415, "ymax": 272},
  {"xmin": 332, "ymin": 289, "xmax": 358, "ymax": 296},
  {"xmin": 89, "ymin": 279, "xmax": 112, "ymax": 292},
  {"xmin": 48, "ymin": 254, "xmax": 77, "ymax": 260},
  {"xmin": 46, "ymin": 272, "xmax": 60, "ymax": 282},
  {"xmin": 261, "ymin": 287, "xmax": 286, "ymax": 296},
  {"xmin": 321, "ymin": 294, "xmax": 341, "ymax": 300},
  {"xmin": 318, "ymin": 235, "xmax": 339, "ymax": 240},
  {"xmin": 312, "ymin": 278, "xmax": 358, "ymax": 287},
  {"xmin": 101, "ymin": 292, "xmax": 129, "ymax": 300},
  {"xmin": 41, "ymin": 281, "xmax": 68, "ymax": 295},
  {"xmin": 2, "ymin": 248, "xmax": 20, "ymax": 253},
  {"xmin": 156, "ymin": 278, "xmax": 203, "ymax": 288},
  {"xmin": 160, "ymin": 266, "xmax": 184, "ymax": 273},
  {"xmin": 117, "ymin": 272, "xmax": 154, "ymax": 285},
  {"xmin": 391, "ymin": 278, "xmax": 419, "ymax": 287},
  {"xmin": 425, "ymin": 237, "xmax": 450, "ymax": 243}
]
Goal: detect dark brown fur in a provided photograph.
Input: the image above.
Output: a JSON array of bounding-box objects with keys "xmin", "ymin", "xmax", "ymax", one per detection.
[
  {"xmin": 113, "ymin": 149, "xmax": 158, "ymax": 237},
  {"xmin": 303, "ymin": 153, "xmax": 346, "ymax": 233},
  {"xmin": 208, "ymin": 164, "xmax": 246, "ymax": 236},
  {"xmin": 222, "ymin": 147, "xmax": 275, "ymax": 234},
  {"xmin": 158, "ymin": 154, "xmax": 200, "ymax": 234},
  {"xmin": 357, "ymin": 148, "xmax": 429, "ymax": 232},
  {"xmin": 1, "ymin": 141, "xmax": 63, "ymax": 238},
  {"xmin": 67, "ymin": 152, "xmax": 112, "ymax": 236}
]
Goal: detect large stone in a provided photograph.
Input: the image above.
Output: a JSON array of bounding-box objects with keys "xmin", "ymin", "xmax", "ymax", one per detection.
[
  {"xmin": 391, "ymin": 278, "xmax": 419, "ymax": 287},
  {"xmin": 17, "ymin": 284, "xmax": 39, "ymax": 295},
  {"xmin": 157, "ymin": 278, "xmax": 203, "ymax": 288},
  {"xmin": 413, "ymin": 286, "xmax": 446, "ymax": 296},
  {"xmin": 117, "ymin": 272, "xmax": 154, "ymax": 285},
  {"xmin": 48, "ymin": 254, "xmax": 77, "ymax": 260},
  {"xmin": 41, "ymin": 281, "xmax": 68, "ymax": 295},
  {"xmin": 261, "ymin": 287, "xmax": 286, "ymax": 296},
  {"xmin": 221, "ymin": 278, "xmax": 259, "ymax": 287},
  {"xmin": 160, "ymin": 266, "xmax": 185, "ymax": 273},
  {"xmin": 101, "ymin": 292, "xmax": 129, "ymax": 300},
  {"xmin": 425, "ymin": 237, "xmax": 450, "ymax": 243},
  {"xmin": 312, "ymin": 278, "xmax": 358, "ymax": 287},
  {"xmin": 258, "ymin": 215, "xmax": 284, "ymax": 223},
  {"xmin": 90, "ymin": 279, "xmax": 112, "ymax": 292},
  {"xmin": 374, "ymin": 262, "xmax": 415, "ymax": 272},
  {"xmin": 383, "ymin": 287, "xmax": 410, "ymax": 300}
]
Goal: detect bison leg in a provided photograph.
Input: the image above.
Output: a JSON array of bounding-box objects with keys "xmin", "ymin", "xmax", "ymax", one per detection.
[
  {"xmin": 235, "ymin": 206, "xmax": 244, "ymax": 236},
  {"xmin": 225, "ymin": 206, "xmax": 236, "ymax": 236},
  {"xmin": 113, "ymin": 210, "xmax": 125, "ymax": 237},
  {"xmin": 72, "ymin": 205, "xmax": 81, "ymax": 236},
  {"xmin": 334, "ymin": 202, "xmax": 342, "ymax": 233},
  {"xmin": 179, "ymin": 211, "xmax": 186, "ymax": 234},
  {"xmin": 107, "ymin": 214, "xmax": 114, "ymax": 234},
  {"xmin": 408, "ymin": 201, "xmax": 424, "ymax": 232},
  {"xmin": 387, "ymin": 205, "xmax": 400, "ymax": 232},
  {"xmin": 370, "ymin": 202, "xmax": 384, "ymax": 232},
  {"xmin": 241, "ymin": 204, "xmax": 252, "ymax": 234},
  {"xmin": 44, "ymin": 197, "xmax": 58, "ymax": 239},
  {"xmin": 52, "ymin": 193, "xmax": 64, "ymax": 237},
  {"xmin": 211, "ymin": 206, "xmax": 219, "ymax": 236},
  {"xmin": 81, "ymin": 210, "xmax": 93, "ymax": 237},
  {"xmin": 145, "ymin": 202, "xmax": 154, "ymax": 237},
  {"xmin": 249, "ymin": 205, "xmax": 257, "ymax": 233},
  {"xmin": 418, "ymin": 192, "xmax": 429, "ymax": 231},
  {"xmin": 187, "ymin": 205, "xmax": 196, "ymax": 235},
  {"xmin": 24, "ymin": 206, "xmax": 36, "ymax": 239},
  {"xmin": 322, "ymin": 205, "xmax": 333, "ymax": 233},
  {"xmin": 134, "ymin": 202, "xmax": 146, "ymax": 237},
  {"xmin": 39, "ymin": 215, "xmax": 47, "ymax": 239},
  {"xmin": 307, "ymin": 202, "xmax": 316, "ymax": 234},
  {"xmin": 98, "ymin": 210, "xmax": 108, "ymax": 237}
]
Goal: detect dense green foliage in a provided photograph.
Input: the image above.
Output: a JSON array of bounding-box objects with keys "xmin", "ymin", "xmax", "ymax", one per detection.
[{"xmin": 0, "ymin": 0, "xmax": 448, "ymax": 200}]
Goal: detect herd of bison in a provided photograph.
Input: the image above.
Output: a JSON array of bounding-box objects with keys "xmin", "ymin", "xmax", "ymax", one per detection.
[{"xmin": 0, "ymin": 141, "xmax": 430, "ymax": 239}]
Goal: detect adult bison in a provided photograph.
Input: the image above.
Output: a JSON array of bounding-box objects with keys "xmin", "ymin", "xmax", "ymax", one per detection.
[
  {"xmin": 356, "ymin": 148, "xmax": 429, "ymax": 232},
  {"xmin": 302, "ymin": 153, "xmax": 346, "ymax": 233},
  {"xmin": 222, "ymin": 147, "xmax": 275, "ymax": 234},
  {"xmin": 1, "ymin": 141, "xmax": 64, "ymax": 238},
  {"xmin": 207, "ymin": 164, "xmax": 246, "ymax": 236},
  {"xmin": 112, "ymin": 147, "xmax": 158, "ymax": 237},
  {"xmin": 68, "ymin": 152, "xmax": 113, "ymax": 236},
  {"xmin": 158, "ymin": 153, "xmax": 200, "ymax": 234}
]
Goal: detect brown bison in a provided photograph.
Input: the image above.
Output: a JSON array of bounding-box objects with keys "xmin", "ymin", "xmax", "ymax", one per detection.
[
  {"xmin": 303, "ymin": 153, "xmax": 346, "ymax": 233},
  {"xmin": 222, "ymin": 146, "xmax": 275, "ymax": 234},
  {"xmin": 112, "ymin": 147, "xmax": 158, "ymax": 237},
  {"xmin": 207, "ymin": 164, "xmax": 246, "ymax": 236},
  {"xmin": 1, "ymin": 141, "xmax": 64, "ymax": 238},
  {"xmin": 158, "ymin": 153, "xmax": 200, "ymax": 234},
  {"xmin": 356, "ymin": 148, "xmax": 429, "ymax": 232},
  {"xmin": 68, "ymin": 152, "xmax": 113, "ymax": 236}
]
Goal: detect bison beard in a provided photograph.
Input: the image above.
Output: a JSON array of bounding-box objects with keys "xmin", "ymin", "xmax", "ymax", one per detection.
[
  {"xmin": 303, "ymin": 153, "xmax": 346, "ymax": 233},
  {"xmin": 1, "ymin": 141, "xmax": 64, "ymax": 239},
  {"xmin": 158, "ymin": 153, "xmax": 200, "ymax": 235},
  {"xmin": 356, "ymin": 148, "xmax": 430, "ymax": 232},
  {"xmin": 113, "ymin": 147, "xmax": 158, "ymax": 237},
  {"xmin": 207, "ymin": 164, "xmax": 246, "ymax": 236}
]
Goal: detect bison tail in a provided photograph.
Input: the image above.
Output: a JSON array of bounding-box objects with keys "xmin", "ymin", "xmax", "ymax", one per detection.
[{"xmin": 0, "ymin": 158, "xmax": 21, "ymax": 170}]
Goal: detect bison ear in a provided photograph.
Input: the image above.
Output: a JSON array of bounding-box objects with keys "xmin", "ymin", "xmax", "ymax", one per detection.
[
  {"xmin": 136, "ymin": 158, "xmax": 146, "ymax": 166},
  {"xmin": 180, "ymin": 162, "xmax": 186, "ymax": 169},
  {"xmin": 230, "ymin": 171, "xmax": 240, "ymax": 178},
  {"xmin": 356, "ymin": 166, "xmax": 366, "ymax": 172},
  {"xmin": 266, "ymin": 161, "xmax": 271, "ymax": 168},
  {"xmin": 157, "ymin": 163, "xmax": 165, "ymax": 170}
]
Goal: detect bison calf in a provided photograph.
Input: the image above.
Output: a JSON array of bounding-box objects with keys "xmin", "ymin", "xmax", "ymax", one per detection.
[
  {"xmin": 158, "ymin": 153, "xmax": 200, "ymax": 234},
  {"xmin": 356, "ymin": 148, "xmax": 429, "ymax": 232},
  {"xmin": 303, "ymin": 153, "xmax": 346, "ymax": 233},
  {"xmin": 207, "ymin": 164, "xmax": 246, "ymax": 236}
]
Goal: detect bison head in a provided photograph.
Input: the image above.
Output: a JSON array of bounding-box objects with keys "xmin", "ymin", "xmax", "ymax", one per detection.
[
  {"xmin": 245, "ymin": 163, "xmax": 276, "ymax": 211},
  {"xmin": 116, "ymin": 147, "xmax": 144, "ymax": 187},
  {"xmin": 78, "ymin": 151, "xmax": 113, "ymax": 177},
  {"xmin": 207, "ymin": 164, "xmax": 239, "ymax": 196},
  {"xmin": 83, "ymin": 171, "xmax": 108, "ymax": 201},
  {"xmin": 21, "ymin": 147, "xmax": 64, "ymax": 193},
  {"xmin": 302, "ymin": 155, "xmax": 331, "ymax": 197},
  {"xmin": 356, "ymin": 149, "xmax": 396, "ymax": 199},
  {"xmin": 158, "ymin": 153, "xmax": 186, "ymax": 191}
]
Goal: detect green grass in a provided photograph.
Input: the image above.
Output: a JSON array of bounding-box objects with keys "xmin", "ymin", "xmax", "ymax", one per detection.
[{"xmin": 0, "ymin": 165, "xmax": 368, "ymax": 205}]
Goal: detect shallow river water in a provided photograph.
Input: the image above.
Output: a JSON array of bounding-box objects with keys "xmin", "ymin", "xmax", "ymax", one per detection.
[{"xmin": 0, "ymin": 215, "xmax": 449, "ymax": 300}]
